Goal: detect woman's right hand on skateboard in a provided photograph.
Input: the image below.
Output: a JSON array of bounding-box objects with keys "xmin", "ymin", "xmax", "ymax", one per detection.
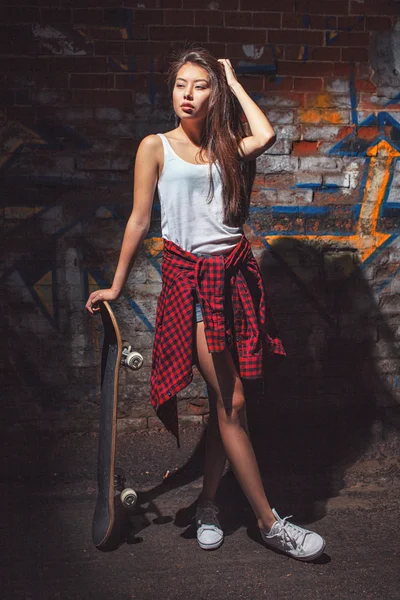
[{"xmin": 85, "ymin": 288, "xmax": 120, "ymax": 315}]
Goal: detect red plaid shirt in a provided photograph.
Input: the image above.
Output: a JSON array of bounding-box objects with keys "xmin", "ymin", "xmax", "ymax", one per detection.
[{"xmin": 150, "ymin": 235, "xmax": 285, "ymax": 444}]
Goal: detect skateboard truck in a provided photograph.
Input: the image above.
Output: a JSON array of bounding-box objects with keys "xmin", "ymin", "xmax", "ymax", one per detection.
[
  {"xmin": 121, "ymin": 344, "xmax": 143, "ymax": 371},
  {"xmin": 114, "ymin": 467, "xmax": 138, "ymax": 509}
]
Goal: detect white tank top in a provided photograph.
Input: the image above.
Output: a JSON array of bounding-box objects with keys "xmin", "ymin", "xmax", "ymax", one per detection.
[{"xmin": 156, "ymin": 133, "xmax": 243, "ymax": 255}]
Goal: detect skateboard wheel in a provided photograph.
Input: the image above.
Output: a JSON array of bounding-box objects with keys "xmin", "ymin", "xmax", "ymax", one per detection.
[
  {"xmin": 125, "ymin": 351, "xmax": 144, "ymax": 371},
  {"xmin": 121, "ymin": 487, "xmax": 138, "ymax": 509}
]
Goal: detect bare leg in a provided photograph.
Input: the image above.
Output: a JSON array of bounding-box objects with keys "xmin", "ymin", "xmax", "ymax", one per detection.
[
  {"xmin": 198, "ymin": 387, "xmax": 227, "ymax": 505},
  {"xmin": 194, "ymin": 321, "xmax": 275, "ymax": 531}
]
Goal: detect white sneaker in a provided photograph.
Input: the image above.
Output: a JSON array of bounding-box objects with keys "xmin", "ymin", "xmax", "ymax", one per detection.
[
  {"xmin": 260, "ymin": 508, "xmax": 326, "ymax": 561},
  {"xmin": 195, "ymin": 500, "xmax": 224, "ymax": 550}
]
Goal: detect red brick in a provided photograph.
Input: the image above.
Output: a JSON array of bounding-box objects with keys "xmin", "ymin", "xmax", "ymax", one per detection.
[
  {"xmin": 269, "ymin": 30, "xmax": 323, "ymax": 45},
  {"xmin": 73, "ymin": 89, "xmax": 133, "ymax": 107},
  {"xmin": 41, "ymin": 8, "xmax": 72, "ymax": 24},
  {"xmin": 131, "ymin": 28, "xmax": 149, "ymax": 42},
  {"xmin": 310, "ymin": 46, "xmax": 341, "ymax": 62},
  {"xmin": 8, "ymin": 0, "xmax": 40, "ymax": 4},
  {"xmin": 282, "ymin": 13, "xmax": 338, "ymax": 29},
  {"xmin": 210, "ymin": 27, "xmax": 265, "ymax": 44},
  {"xmin": 71, "ymin": 74, "xmax": 115, "ymax": 89},
  {"xmin": 134, "ymin": 9, "xmax": 164, "ymax": 26},
  {"xmin": 0, "ymin": 25, "xmax": 33, "ymax": 51},
  {"xmin": 282, "ymin": 13, "xmax": 310, "ymax": 28},
  {"xmin": 251, "ymin": 12, "xmax": 281, "ymax": 28},
  {"xmin": 6, "ymin": 106, "xmax": 36, "ymax": 123},
  {"xmin": 32, "ymin": 72, "xmax": 69, "ymax": 90},
  {"xmin": 0, "ymin": 6, "xmax": 39, "ymax": 23},
  {"xmin": 95, "ymin": 41, "xmax": 125, "ymax": 56},
  {"xmin": 69, "ymin": 0, "xmax": 122, "ymax": 5},
  {"xmin": 292, "ymin": 141, "xmax": 319, "ymax": 155},
  {"xmin": 236, "ymin": 75, "xmax": 264, "ymax": 91},
  {"xmin": 328, "ymin": 31, "xmax": 370, "ymax": 47},
  {"xmin": 164, "ymin": 10, "xmax": 194, "ymax": 26},
  {"xmin": 184, "ymin": 0, "xmax": 238, "ymax": 7},
  {"xmin": 193, "ymin": 42, "xmax": 226, "ymax": 57},
  {"xmin": 294, "ymin": 77, "xmax": 323, "ymax": 91},
  {"xmin": 295, "ymin": 0, "xmax": 349, "ymax": 15},
  {"xmin": 285, "ymin": 46, "xmax": 340, "ymax": 62},
  {"xmin": 365, "ymin": 16, "xmax": 394, "ymax": 30},
  {"xmin": 241, "ymin": 0, "xmax": 294, "ymax": 10},
  {"xmin": 115, "ymin": 72, "xmax": 166, "ymax": 90},
  {"xmin": 332, "ymin": 62, "xmax": 356, "ymax": 76},
  {"xmin": 338, "ymin": 16, "xmax": 366, "ymax": 31},
  {"xmin": 149, "ymin": 25, "xmax": 207, "ymax": 41},
  {"xmin": 265, "ymin": 76, "xmax": 293, "ymax": 91},
  {"xmin": 273, "ymin": 45, "xmax": 285, "ymax": 60},
  {"xmin": 123, "ymin": 55, "xmax": 149, "ymax": 72},
  {"xmin": 47, "ymin": 57, "xmax": 109, "ymax": 73},
  {"xmin": 0, "ymin": 57, "xmax": 48, "ymax": 73},
  {"xmin": 195, "ymin": 10, "xmax": 223, "ymax": 26},
  {"xmin": 342, "ymin": 47, "xmax": 369, "ymax": 63},
  {"xmin": 88, "ymin": 26, "xmax": 125, "ymax": 41},
  {"xmin": 285, "ymin": 46, "xmax": 308, "ymax": 61},
  {"xmin": 159, "ymin": 0, "xmax": 182, "ymax": 7},
  {"xmin": 0, "ymin": 38, "xmax": 34, "ymax": 57},
  {"xmin": 313, "ymin": 15, "xmax": 337, "ymax": 30},
  {"xmin": 124, "ymin": 40, "xmax": 176, "ymax": 55},
  {"xmin": 124, "ymin": 53, "xmax": 174, "ymax": 75},
  {"xmin": 353, "ymin": 126, "xmax": 380, "ymax": 140},
  {"xmin": 354, "ymin": 78, "xmax": 377, "ymax": 92},
  {"xmin": 73, "ymin": 9, "xmax": 105, "ymax": 25},
  {"xmin": 350, "ymin": 0, "xmax": 400, "ymax": 15},
  {"xmin": 224, "ymin": 11, "xmax": 252, "ymax": 27},
  {"xmin": 278, "ymin": 61, "xmax": 334, "ymax": 77},
  {"xmin": 115, "ymin": 73, "xmax": 146, "ymax": 90},
  {"xmin": 124, "ymin": 0, "xmax": 175, "ymax": 6}
]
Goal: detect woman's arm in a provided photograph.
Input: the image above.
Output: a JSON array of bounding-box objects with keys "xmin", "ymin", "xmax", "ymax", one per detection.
[
  {"xmin": 85, "ymin": 134, "xmax": 161, "ymax": 314},
  {"xmin": 218, "ymin": 58, "xmax": 276, "ymax": 161}
]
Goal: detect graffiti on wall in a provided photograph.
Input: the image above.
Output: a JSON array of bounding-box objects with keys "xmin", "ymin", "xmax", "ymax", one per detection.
[
  {"xmin": 2, "ymin": 24, "xmax": 400, "ymax": 333},
  {"xmin": 2, "ymin": 114, "xmax": 400, "ymax": 332}
]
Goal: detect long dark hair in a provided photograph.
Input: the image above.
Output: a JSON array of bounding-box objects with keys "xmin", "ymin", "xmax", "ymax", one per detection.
[{"xmin": 167, "ymin": 46, "xmax": 256, "ymax": 228}]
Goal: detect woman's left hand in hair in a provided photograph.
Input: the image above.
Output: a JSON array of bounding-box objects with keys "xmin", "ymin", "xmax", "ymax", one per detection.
[{"xmin": 218, "ymin": 58, "xmax": 239, "ymax": 89}]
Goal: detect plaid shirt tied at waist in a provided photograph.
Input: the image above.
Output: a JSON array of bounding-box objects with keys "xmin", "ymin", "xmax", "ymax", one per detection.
[{"xmin": 150, "ymin": 235, "xmax": 286, "ymax": 444}]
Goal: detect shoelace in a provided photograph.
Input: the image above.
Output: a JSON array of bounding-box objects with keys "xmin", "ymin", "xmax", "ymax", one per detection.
[
  {"xmin": 197, "ymin": 502, "xmax": 220, "ymax": 527},
  {"xmin": 271, "ymin": 514, "xmax": 308, "ymax": 549}
]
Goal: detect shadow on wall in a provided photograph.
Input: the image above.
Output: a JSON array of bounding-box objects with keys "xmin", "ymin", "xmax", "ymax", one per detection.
[{"xmin": 246, "ymin": 237, "xmax": 399, "ymax": 521}]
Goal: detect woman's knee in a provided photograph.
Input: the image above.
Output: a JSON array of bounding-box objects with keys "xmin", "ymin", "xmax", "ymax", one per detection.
[{"xmin": 216, "ymin": 391, "xmax": 246, "ymax": 425}]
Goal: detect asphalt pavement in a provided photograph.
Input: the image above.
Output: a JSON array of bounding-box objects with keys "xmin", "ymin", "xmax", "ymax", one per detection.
[{"xmin": 1, "ymin": 422, "xmax": 400, "ymax": 600}]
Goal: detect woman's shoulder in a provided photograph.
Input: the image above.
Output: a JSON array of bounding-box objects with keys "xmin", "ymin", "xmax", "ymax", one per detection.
[
  {"xmin": 135, "ymin": 134, "xmax": 164, "ymax": 168},
  {"xmin": 138, "ymin": 133, "xmax": 163, "ymax": 152}
]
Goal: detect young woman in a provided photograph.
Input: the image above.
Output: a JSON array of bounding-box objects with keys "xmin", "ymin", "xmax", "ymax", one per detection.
[{"xmin": 86, "ymin": 47, "xmax": 326, "ymax": 561}]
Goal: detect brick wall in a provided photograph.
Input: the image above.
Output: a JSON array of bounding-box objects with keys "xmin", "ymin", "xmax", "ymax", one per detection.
[{"xmin": 1, "ymin": 2, "xmax": 400, "ymax": 450}]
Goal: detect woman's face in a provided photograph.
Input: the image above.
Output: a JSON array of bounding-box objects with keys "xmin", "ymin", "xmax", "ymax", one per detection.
[{"xmin": 172, "ymin": 62, "xmax": 212, "ymax": 122}]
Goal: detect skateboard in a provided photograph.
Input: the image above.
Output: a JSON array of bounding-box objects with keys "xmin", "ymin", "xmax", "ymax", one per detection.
[{"xmin": 92, "ymin": 301, "xmax": 144, "ymax": 551}]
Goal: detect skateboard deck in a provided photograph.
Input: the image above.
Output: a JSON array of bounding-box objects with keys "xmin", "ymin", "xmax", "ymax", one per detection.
[{"xmin": 92, "ymin": 301, "xmax": 143, "ymax": 550}]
